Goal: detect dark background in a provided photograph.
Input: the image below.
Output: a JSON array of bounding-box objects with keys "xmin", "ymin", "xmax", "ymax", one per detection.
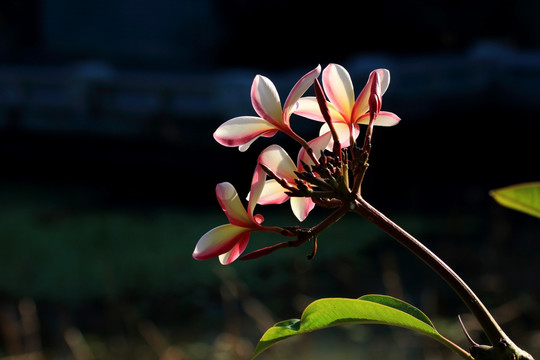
[
  {"xmin": 1, "ymin": 0, "xmax": 539, "ymax": 205},
  {"xmin": 0, "ymin": 1, "xmax": 539, "ymax": 359}
]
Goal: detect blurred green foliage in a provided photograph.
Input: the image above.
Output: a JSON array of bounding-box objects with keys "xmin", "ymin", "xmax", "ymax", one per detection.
[
  {"xmin": 0, "ymin": 182, "xmax": 437, "ymax": 304},
  {"xmin": 0, "ymin": 182, "xmax": 538, "ymax": 359}
]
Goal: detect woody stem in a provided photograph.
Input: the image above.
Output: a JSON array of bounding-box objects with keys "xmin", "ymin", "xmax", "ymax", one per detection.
[{"xmin": 352, "ymin": 196, "xmax": 507, "ymax": 347}]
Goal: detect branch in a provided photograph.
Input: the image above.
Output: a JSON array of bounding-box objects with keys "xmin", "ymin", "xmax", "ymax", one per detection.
[{"xmin": 352, "ymin": 197, "xmax": 534, "ymax": 359}]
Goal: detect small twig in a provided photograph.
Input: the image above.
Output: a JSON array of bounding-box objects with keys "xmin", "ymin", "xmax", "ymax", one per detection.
[
  {"xmin": 294, "ymin": 171, "xmax": 335, "ymax": 191},
  {"xmin": 241, "ymin": 205, "xmax": 349, "ymax": 261},
  {"xmin": 459, "ymin": 315, "xmax": 480, "ymax": 347},
  {"xmin": 259, "ymin": 164, "xmax": 300, "ymax": 193},
  {"xmin": 240, "ymin": 240, "xmax": 303, "ymax": 261},
  {"xmin": 311, "ymin": 197, "xmax": 343, "ymax": 209}
]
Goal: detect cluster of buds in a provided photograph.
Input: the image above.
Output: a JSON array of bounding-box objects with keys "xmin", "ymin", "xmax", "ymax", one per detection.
[{"xmin": 193, "ymin": 64, "xmax": 400, "ymax": 264}]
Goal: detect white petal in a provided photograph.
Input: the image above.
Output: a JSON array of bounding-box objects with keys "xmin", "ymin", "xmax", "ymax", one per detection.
[
  {"xmin": 251, "ymin": 75, "xmax": 283, "ymax": 124},
  {"xmin": 323, "ymin": 64, "xmax": 355, "ymax": 118},
  {"xmin": 290, "ymin": 197, "xmax": 315, "ymax": 222},
  {"xmin": 258, "ymin": 145, "xmax": 298, "ymax": 181},
  {"xmin": 214, "ymin": 116, "xmax": 279, "ymax": 149},
  {"xmin": 216, "ymin": 182, "xmax": 252, "ymax": 227},
  {"xmin": 238, "ymin": 137, "xmax": 259, "ymax": 152},
  {"xmin": 218, "ymin": 234, "xmax": 250, "ymax": 265},
  {"xmin": 356, "ymin": 111, "xmax": 401, "ymax": 126},
  {"xmin": 193, "ymin": 224, "xmax": 250, "ymax": 260},
  {"xmin": 257, "ymin": 179, "xmax": 290, "ymax": 205},
  {"xmin": 283, "ymin": 65, "xmax": 322, "ymax": 122},
  {"xmin": 297, "ymin": 131, "xmax": 332, "ymax": 170},
  {"xmin": 294, "ymin": 97, "xmax": 345, "ymax": 123},
  {"xmin": 377, "ymin": 69, "xmax": 391, "ymax": 96},
  {"xmin": 247, "ymin": 165, "xmax": 266, "ymax": 216},
  {"xmin": 352, "ymin": 69, "xmax": 391, "ymax": 122},
  {"xmin": 319, "ymin": 122, "xmax": 358, "ymax": 149}
]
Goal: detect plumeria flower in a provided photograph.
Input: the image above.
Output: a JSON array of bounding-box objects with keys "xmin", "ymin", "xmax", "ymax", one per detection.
[
  {"xmin": 294, "ymin": 63, "xmax": 400, "ymax": 148},
  {"xmin": 192, "ymin": 175, "xmax": 268, "ymax": 264},
  {"xmin": 213, "ymin": 65, "xmax": 321, "ymax": 151},
  {"xmin": 255, "ymin": 140, "xmax": 330, "ymax": 222}
]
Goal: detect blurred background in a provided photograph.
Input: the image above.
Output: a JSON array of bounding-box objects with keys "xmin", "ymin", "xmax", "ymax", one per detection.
[{"xmin": 0, "ymin": 0, "xmax": 539, "ymax": 359}]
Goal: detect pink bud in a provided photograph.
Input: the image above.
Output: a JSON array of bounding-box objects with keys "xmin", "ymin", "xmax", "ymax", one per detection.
[{"xmin": 369, "ymin": 72, "xmax": 382, "ymax": 119}]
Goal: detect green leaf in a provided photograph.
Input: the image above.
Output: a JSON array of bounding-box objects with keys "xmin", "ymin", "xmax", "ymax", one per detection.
[
  {"xmin": 358, "ymin": 294, "xmax": 435, "ymax": 327},
  {"xmin": 251, "ymin": 295, "xmax": 471, "ymax": 359},
  {"xmin": 490, "ymin": 182, "xmax": 540, "ymax": 219}
]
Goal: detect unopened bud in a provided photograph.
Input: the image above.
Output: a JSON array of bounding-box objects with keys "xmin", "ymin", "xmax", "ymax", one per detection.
[{"xmin": 369, "ymin": 71, "xmax": 382, "ymax": 119}]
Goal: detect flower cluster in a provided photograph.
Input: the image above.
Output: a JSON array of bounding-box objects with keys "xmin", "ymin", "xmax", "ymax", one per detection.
[{"xmin": 193, "ymin": 64, "xmax": 400, "ymax": 265}]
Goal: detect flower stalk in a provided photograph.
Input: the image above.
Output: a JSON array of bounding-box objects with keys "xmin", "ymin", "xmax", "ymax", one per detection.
[{"xmin": 352, "ymin": 196, "xmax": 533, "ymax": 359}]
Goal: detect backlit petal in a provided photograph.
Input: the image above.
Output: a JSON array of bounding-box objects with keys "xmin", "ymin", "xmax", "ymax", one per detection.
[
  {"xmin": 283, "ymin": 65, "xmax": 322, "ymax": 123},
  {"xmin": 258, "ymin": 145, "xmax": 298, "ymax": 181},
  {"xmin": 378, "ymin": 69, "xmax": 391, "ymax": 95},
  {"xmin": 238, "ymin": 137, "xmax": 260, "ymax": 152},
  {"xmin": 218, "ymin": 234, "xmax": 251, "ymax": 265},
  {"xmin": 216, "ymin": 182, "xmax": 253, "ymax": 227},
  {"xmin": 352, "ymin": 69, "xmax": 390, "ymax": 122},
  {"xmin": 193, "ymin": 224, "xmax": 250, "ymax": 260},
  {"xmin": 356, "ymin": 111, "xmax": 401, "ymax": 126},
  {"xmin": 323, "ymin": 64, "xmax": 355, "ymax": 119},
  {"xmin": 257, "ymin": 179, "xmax": 289, "ymax": 205},
  {"xmin": 319, "ymin": 121, "xmax": 359, "ymax": 149},
  {"xmin": 294, "ymin": 97, "xmax": 345, "ymax": 123},
  {"xmin": 247, "ymin": 164, "xmax": 267, "ymax": 217},
  {"xmin": 297, "ymin": 131, "xmax": 332, "ymax": 170},
  {"xmin": 251, "ymin": 75, "xmax": 283, "ymax": 124},
  {"xmin": 290, "ymin": 196, "xmax": 315, "ymax": 222},
  {"xmin": 214, "ymin": 116, "xmax": 279, "ymax": 150}
]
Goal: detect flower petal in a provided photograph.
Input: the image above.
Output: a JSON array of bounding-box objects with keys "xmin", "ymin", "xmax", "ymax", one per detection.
[
  {"xmin": 216, "ymin": 182, "xmax": 253, "ymax": 227},
  {"xmin": 283, "ymin": 65, "xmax": 322, "ymax": 123},
  {"xmin": 352, "ymin": 69, "xmax": 390, "ymax": 122},
  {"xmin": 297, "ymin": 131, "xmax": 332, "ymax": 170},
  {"xmin": 258, "ymin": 145, "xmax": 298, "ymax": 182},
  {"xmin": 294, "ymin": 97, "xmax": 345, "ymax": 123},
  {"xmin": 214, "ymin": 116, "xmax": 279, "ymax": 150},
  {"xmin": 290, "ymin": 196, "xmax": 315, "ymax": 222},
  {"xmin": 218, "ymin": 233, "xmax": 251, "ymax": 265},
  {"xmin": 356, "ymin": 111, "xmax": 401, "ymax": 126},
  {"xmin": 193, "ymin": 224, "xmax": 250, "ymax": 261},
  {"xmin": 377, "ymin": 69, "xmax": 391, "ymax": 95},
  {"xmin": 247, "ymin": 164, "xmax": 267, "ymax": 217},
  {"xmin": 319, "ymin": 121, "xmax": 359, "ymax": 149},
  {"xmin": 257, "ymin": 179, "xmax": 290, "ymax": 205},
  {"xmin": 251, "ymin": 75, "xmax": 283, "ymax": 124},
  {"xmin": 323, "ymin": 64, "xmax": 355, "ymax": 119}
]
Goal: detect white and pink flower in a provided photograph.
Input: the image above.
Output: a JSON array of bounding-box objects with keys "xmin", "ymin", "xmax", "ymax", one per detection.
[
  {"xmin": 192, "ymin": 176, "xmax": 267, "ymax": 264},
  {"xmin": 255, "ymin": 140, "xmax": 331, "ymax": 222},
  {"xmin": 295, "ymin": 63, "xmax": 400, "ymax": 148},
  {"xmin": 213, "ymin": 65, "xmax": 321, "ymax": 151}
]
